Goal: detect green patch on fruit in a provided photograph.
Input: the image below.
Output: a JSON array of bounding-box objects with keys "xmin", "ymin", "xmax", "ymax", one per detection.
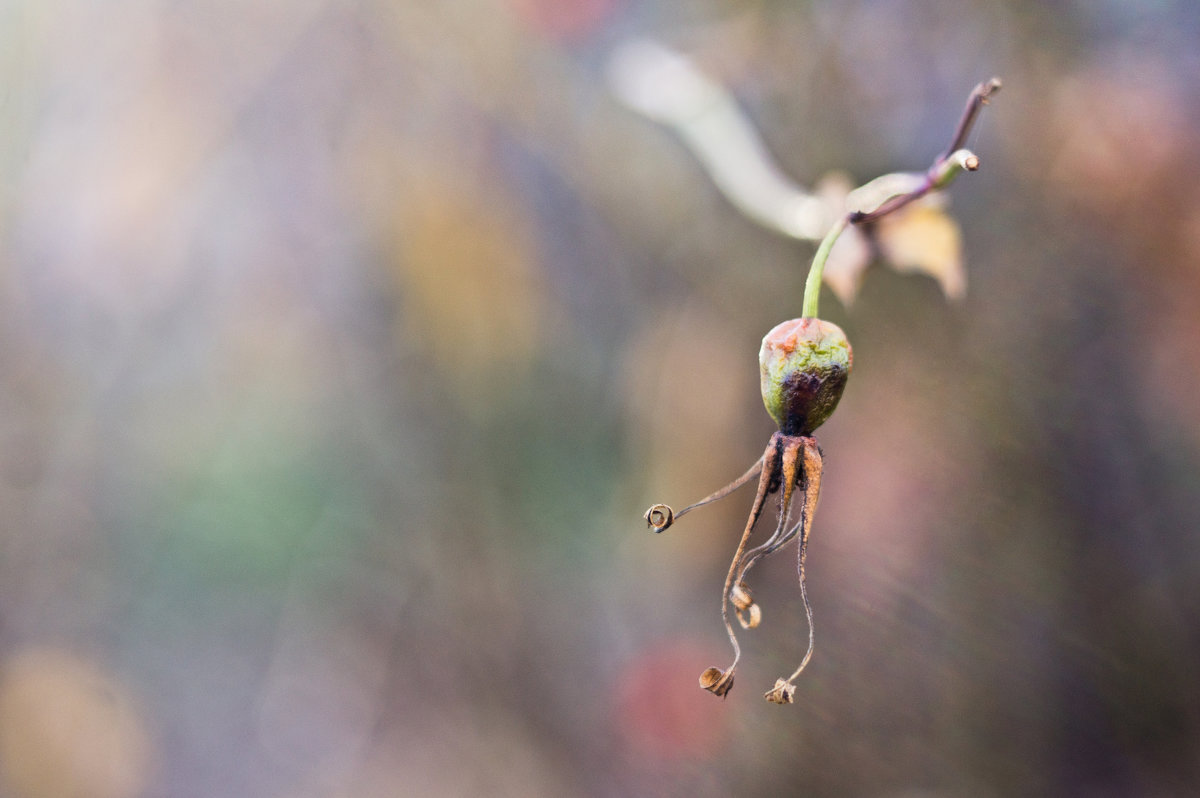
[{"xmin": 759, "ymin": 317, "xmax": 853, "ymax": 435}]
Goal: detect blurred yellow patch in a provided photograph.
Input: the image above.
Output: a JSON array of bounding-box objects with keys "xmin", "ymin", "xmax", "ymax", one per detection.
[
  {"xmin": 341, "ymin": 120, "xmax": 546, "ymax": 416},
  {"xmin": 619, "ymin": 307, "xmax": 759, "ymax": 571},
  {"xmin": 816, "ymin": 173, "xmax": 965, "ymax": 305},
  {"xmin": 389, "ymin": 167, "xmax": 545, "ymax": 413},
  {"xmin": 876, "ymin": 203, "xmax": 966, "ymax": 301},
  {"xmin": 0, "ymin": 649, "xmax": 153, "ymax": 798}
]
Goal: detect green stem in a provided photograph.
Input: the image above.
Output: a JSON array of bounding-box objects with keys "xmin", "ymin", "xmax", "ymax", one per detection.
[{"xmin": 802, "ymin": 215, "xmax": 849, "ymax": 319}]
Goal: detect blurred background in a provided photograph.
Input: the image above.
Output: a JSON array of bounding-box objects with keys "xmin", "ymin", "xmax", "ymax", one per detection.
[{"xmin": 2, "ymin": 1, "xmax": 1199, "ymax": 796}]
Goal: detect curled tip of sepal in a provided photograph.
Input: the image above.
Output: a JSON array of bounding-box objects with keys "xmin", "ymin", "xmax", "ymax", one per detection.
[
  {"xmin": 730, "ymin": 583, "xmax": 762, "ymax": 629},
  {"xmin": 644, "ymin": 504, "xmax": 674, "ymax": 533},
  {"xmin": 759, "ymin": 318, "xmax": 852, "ymax": 435},
  {"xmin": 699, "ymin": 667, "xmax": 735, "ymax": 697},
  {"xmin": 765, "ymin": 678, "xmax": 796, "ymax": 705},
  {"xmin": 736, "ymin": 604, "xmax": 762, "ymax": 629}
]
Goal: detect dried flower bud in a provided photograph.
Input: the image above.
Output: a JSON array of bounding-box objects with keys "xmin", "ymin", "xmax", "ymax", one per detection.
[
  {"xmin": 759, "ymin": 318, "xmax": 852, "ymax": 435},
  {"xmin": 644, "ymin": 504, "xmax": 674, "ymax": 533},
  {"xmin": 699, "ymin": 667, "xmax": 734, "ymax": 697},
  {"xmin": 764, "ymin": 678, "xmax": 796, "ymax": 705}
]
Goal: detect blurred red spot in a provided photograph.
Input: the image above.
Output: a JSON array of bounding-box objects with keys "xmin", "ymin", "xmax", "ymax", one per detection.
[
  {"xmin": 507, "ymin": 0, "xmax": 621, "ymax": 41},
  {"xmin": 612, "ymin": 641, "xmax": 730, "ymax": 762}
]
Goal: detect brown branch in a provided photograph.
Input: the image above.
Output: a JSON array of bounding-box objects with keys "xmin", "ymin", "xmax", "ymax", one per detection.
[
  {"xmin": 940, "ymin": 77, "xmax": 1003, "ymax": 161},
  {"xmin": 849, "ymin": 78, "xmax": 1000, "ymax": 226}
]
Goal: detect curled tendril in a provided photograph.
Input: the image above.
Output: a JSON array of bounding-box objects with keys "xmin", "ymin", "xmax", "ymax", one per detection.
[
  {"xmin": 644, "ymin": 456, "xmax": 767, "ymax": 536},
  {"xmin": 644, "ymin": 504, "xmax": 674, "ymax": 533}
]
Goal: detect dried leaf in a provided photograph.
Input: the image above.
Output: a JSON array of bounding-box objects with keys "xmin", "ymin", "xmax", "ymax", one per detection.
[{"xmin": 875, "ymin": 203, "xmax": 966, "ymax": 300}]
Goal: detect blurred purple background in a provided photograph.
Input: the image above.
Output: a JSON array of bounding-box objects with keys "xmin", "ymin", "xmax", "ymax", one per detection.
[{"xmin": 2, "ymin": 1, "xmax": 1200, "ymax": 796}]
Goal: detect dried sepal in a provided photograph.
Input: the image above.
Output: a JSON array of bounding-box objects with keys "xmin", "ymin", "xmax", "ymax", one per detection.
[
  {"xmin": 764, "ymin": 678, "xmax": 796, "ymax": 705},
  {"xmin": 699, "ymin": 667, "xmax": 734, "ymax": 697},
  {"xmin": 644, "ymin": 504, "xmax": 674, "ymax": 533}
]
